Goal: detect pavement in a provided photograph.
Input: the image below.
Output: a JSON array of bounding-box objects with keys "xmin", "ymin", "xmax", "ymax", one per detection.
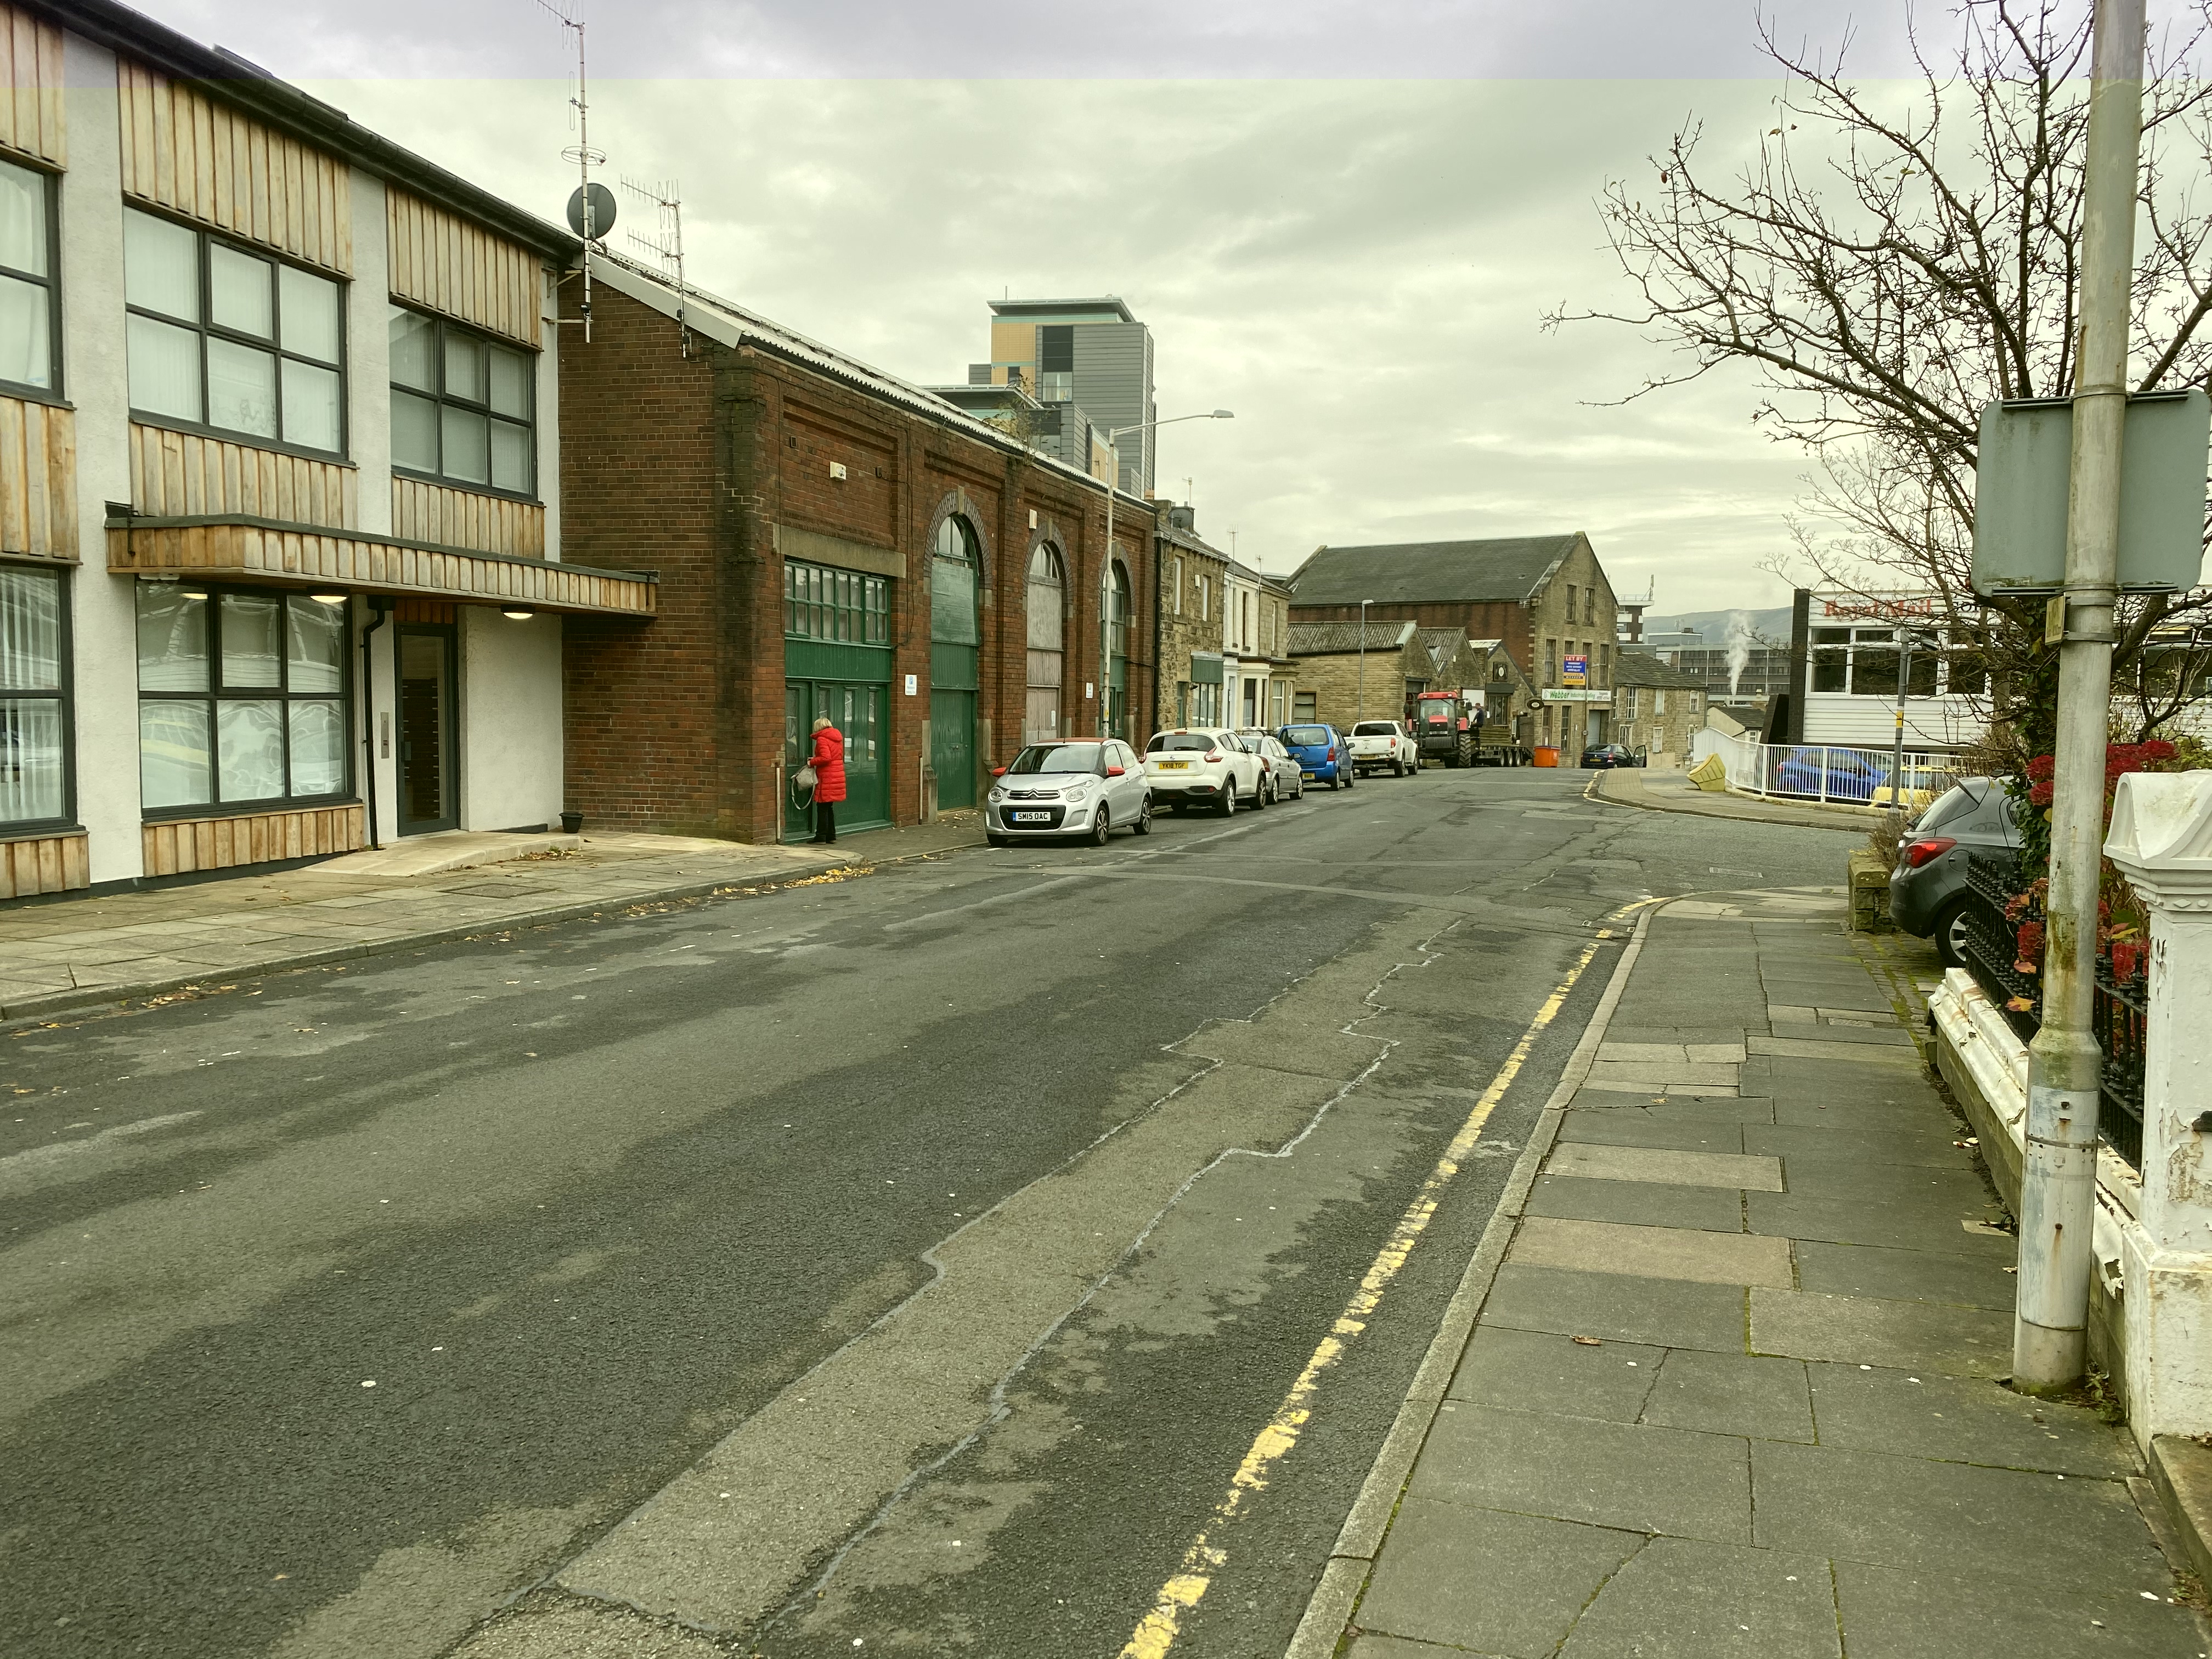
[
  {"xmin": 1, "ymin": 765, "xmax": 1871, "ymax": 1659},
  {"xmin": 1298, "ymin": 889, "xmax": 2210, "ymax": 1659},
  {"xmin": 1589, "ymin": 763, "xmax": 1897, "ymax": 830},
  {"xmin": 0, "ymin": 817, "xmax": 986, "ymax": 1024}
]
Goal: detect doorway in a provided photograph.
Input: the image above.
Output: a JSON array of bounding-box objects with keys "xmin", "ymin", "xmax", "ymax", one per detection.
[
  {"xmin": 397, "ymin": 625, "xmax": 458, "ymax": 834},
  {"xmin": 783, "ymin": 679, "xmax": 889, "ymax": 842}
]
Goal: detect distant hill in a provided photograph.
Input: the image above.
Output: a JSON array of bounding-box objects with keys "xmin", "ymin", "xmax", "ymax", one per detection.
[{"xmin": 1636, "ymin": 607, "xmax": 1795, "ymax": 645}]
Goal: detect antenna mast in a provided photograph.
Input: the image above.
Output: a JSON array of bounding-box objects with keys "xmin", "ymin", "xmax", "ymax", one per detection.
[
  {"xmin": 540, "ymin": 1, "xmax": 602, "ymax": 341},
  {"xmin": 623, "ymin": 176, "xmax": 690, "ymax": 357}
]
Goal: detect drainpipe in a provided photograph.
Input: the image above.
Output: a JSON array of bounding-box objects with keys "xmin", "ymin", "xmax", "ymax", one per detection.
[{"xmin": 360, "ymin": 597, "xmax": 392, "ymax": 849}]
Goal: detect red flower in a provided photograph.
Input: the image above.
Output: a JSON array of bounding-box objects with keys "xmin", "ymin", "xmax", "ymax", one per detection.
[
  {"xmin": 2029, "ymin": 781, "xmax": 2053, "ymax": 806},
  {"xmin": 2027, "ymin": 755, "xmax": 2056, "ymax": 782},
  {"xmin": 2145, "ymin": 740, "xmax": 2177, "ymax": 762},
  {"xmin": 2111, "ymin": 938, "xmax": 2147, "ymax": 983},
  {"xmin": 2015, "ymin": 920, "xmax": 2046, "ymax": 969}
]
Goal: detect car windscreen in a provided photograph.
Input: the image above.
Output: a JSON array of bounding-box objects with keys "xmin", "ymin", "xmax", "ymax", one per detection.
[
  {"xmin": 1351, "ymin": 722, "xmax": 1397, "ymax": 736},
  {"xmin": 1007, "ymin": 743, "xmax": 1104, "ymax": 774},
  {"xmin": 1282, "ymin": 726, "xmax": 1331, "ymax": 746},
  {"xmin": 1147, "ymin": 733, "xmax": 1217, "ymax": 753}
]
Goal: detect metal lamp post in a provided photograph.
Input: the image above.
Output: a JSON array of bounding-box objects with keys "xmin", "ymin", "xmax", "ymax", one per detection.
[{"xmin": 1103, "ymin": 410, "xmax": 1233, "ymax": 737}]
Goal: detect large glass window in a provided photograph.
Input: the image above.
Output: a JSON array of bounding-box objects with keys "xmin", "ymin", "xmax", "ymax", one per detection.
[
  {"xmin": 1, "ymin": 564, "xmax": 67, "ymax": 827},
  {"xmin": 123, "ymin": 208, "xmax": 345, "ymax": 453},
  {"xmin": 0, "ymin": 157, "xmax": 56, "ymax": 396},
  {"xmin": 1025, "ymin": 544, "xmax": 1065, "ymax": 744},
  {"xmin": 390, "ymin": 307, "xmax": 536, "ymax": 496},
  {"xmin": 782, "ymin": 559, "xmax": 889, "ymax": 644},
  {"xmin": 136, "ymin": 585, "xmax": 350, "ymax": 813}
]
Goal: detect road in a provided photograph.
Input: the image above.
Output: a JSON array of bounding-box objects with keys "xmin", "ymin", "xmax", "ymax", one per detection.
[{"xmin": 1, "ymin": 765, "xmax": 1863, "ymax": 1659}]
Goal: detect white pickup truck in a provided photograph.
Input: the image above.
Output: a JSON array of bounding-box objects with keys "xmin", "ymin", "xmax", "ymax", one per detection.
[{"xmin": 1347, "ymin": 720, "xmax": 1417, "ymax": 777}]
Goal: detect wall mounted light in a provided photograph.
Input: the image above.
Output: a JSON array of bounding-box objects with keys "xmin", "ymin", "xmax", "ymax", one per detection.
[
  {"xmin": 309, "ymin": 592, "xmax": 348, "ymax": 605},
  {"xmin": 501, "ymin": 607, "xmax": 535, "ymax": 621}
]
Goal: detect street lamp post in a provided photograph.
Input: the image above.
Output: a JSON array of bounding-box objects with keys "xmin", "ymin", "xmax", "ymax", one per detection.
[{"xmin": 1104, "ymin": 409, "xmax": 1233, "ymax": 737}]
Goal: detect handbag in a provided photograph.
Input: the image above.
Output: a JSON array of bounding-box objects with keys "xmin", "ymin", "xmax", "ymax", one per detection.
[{"xmin": 791, "ymin": 762, "xmax": 819, "ymax": 805}]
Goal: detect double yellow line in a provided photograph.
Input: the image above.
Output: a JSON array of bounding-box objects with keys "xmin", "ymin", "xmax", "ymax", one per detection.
[{"xmin": 1118, "ymin": 914, "xmax": 1636, "ymax": 1658}]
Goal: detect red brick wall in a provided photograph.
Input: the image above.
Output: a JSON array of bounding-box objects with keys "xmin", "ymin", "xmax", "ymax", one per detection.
[{"xmin": 560, "ymin": 284, "xmax": 1158, "ymax": 843}]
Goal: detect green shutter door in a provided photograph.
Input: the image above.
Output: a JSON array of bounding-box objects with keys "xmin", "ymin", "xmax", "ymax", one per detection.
[
  {"xmin": 928, "ymin": 529, "xmax": 980, "ymax": 809},
  {"xmin": 782, "ymin": 560, "xmax": 895, "ymax": 840}
]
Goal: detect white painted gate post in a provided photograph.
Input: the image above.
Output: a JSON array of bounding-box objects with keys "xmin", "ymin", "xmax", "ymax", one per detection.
[{"xmin": 2102, "ymin": 771, "xmax": 2212, "ymax": 1441}]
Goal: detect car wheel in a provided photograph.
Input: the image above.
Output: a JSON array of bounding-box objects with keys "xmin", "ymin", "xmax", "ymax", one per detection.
[
  {"xmin": 1329, "ymin": 774, "xmax": 1342, "ymax": 791},
  {"xmin": 1394, "ymin": 758, "xmax": 1407, "ymax": 777},
  {"xmin": 1133, "ymin": 796, "xmax": 1153, "ymax": 834},
  {"xmin": 1258, "ymin": 776, "xmax": 1272, "ymax": 807},
  {"xmin": 1933, "ymin": 895, "xmax": 1973, "ymax": 969},
  {"xmin": 1090, "ymin": 807, "xmax": 1112, "ymax": 847},
  {"xmin": 1217, "ymin": 781, "xmax": 1237, "ymax": 817}
]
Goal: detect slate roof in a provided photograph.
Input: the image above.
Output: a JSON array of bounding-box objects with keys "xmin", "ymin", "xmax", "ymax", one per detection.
[
  {"xmin": 1288, "ymin": 536, "xmax": 1585, "ymax": 606},
  {"xmin": 1612, "ymin": 648, "xmax": 1709, "ymax": 690},
  {"xmin": 1287, "ymin": 620, "xmax": 1419, "ymax": 654}
]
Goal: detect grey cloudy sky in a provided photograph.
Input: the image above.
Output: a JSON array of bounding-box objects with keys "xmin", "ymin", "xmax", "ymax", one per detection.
[{"xmin": 152, "ymin": 1, "xmax": 1977, "ymax": 606}]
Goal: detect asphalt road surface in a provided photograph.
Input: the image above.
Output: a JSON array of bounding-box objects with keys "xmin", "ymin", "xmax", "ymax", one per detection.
[{"xmin": 1, "ymin": 766, "xmax": 1863, "ymax": 1659}]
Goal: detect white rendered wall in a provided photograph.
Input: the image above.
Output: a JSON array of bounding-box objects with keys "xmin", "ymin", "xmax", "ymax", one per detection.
[
  {"xmin": 1801, "ymin": 693, "xmax": 1984, "ymax": 749},
  {"xmin": 58, "ymin": 35, "xmax": 140, "ymax": 884},
  {"xmin": 458, "ymin": 606, "xmax": 562, "ymax": 831}
]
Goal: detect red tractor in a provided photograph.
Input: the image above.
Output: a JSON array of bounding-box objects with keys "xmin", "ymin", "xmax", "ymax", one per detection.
[{"xmin": 1409, "ymin": 690, "xmax": 1482, "ymax": 768}]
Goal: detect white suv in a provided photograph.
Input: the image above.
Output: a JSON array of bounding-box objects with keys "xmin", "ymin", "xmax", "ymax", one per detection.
[{"xmin": 1143, "ymin": 727, "xmax": 1268, "ymax": 815}]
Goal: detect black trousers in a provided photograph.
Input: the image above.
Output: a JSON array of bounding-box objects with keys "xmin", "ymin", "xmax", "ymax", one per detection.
[{"xmin": 812, "ymin": 799, "xmax": 837, "ymax": 844}]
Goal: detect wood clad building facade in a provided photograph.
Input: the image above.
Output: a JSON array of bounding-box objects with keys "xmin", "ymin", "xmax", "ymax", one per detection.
[{"xmin": 0, "ymin": 0, "xmax": 654, "ymax": 902}]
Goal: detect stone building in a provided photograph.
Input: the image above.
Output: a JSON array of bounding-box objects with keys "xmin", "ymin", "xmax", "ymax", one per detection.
[
  {"xmin": 1289, "ymin": 533, "xmax": 1620, "ymax": 755},
  {"xmin": 560, "ymin": 258, "xmax": 1159, "ymax": 843},
  {"xmin": 1285, "ymin": 620, "xmax": 1428, "ymax": 733},
  {"xmin": 1223, "ymin": 556, "xmax": 1296, "ymax": 729},
  {"xmin": 1612, "ymin": 648, "xmax": 1708, "ymax": 764},
  {"xmin": 1155, "ymin": 507, "xmax": 1231, "ymax": 729}
]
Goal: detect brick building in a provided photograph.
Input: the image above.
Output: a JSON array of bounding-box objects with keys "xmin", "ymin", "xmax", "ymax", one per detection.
[
  {"xmin": 1156, "ymin": 509, "xmax": 1231, "ymax": 727},
  {"xmin": 559, "ymin": 259, "xmax": 1158, "ymax": 844},
  {"xmin": 1288, "ymin": 534, "xmax": 1620, "ymax": 754},
  {"xmin": 1611, "ymin": 648, "xmax": 1708, "ymax": 764}
]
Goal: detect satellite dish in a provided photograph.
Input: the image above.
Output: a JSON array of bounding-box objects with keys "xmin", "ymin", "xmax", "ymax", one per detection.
[{"xmin": 566, "ymin": 182, "xmax": 617, "ymax": 241}]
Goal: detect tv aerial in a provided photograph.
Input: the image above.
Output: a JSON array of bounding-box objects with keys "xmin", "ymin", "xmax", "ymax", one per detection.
[
  {"xmin": 623, "ymin": 176, "xmax": 689, "ymax": 357},
  {"xmin": 539, "ymin": 1, "xmax": 606, "ymax": 340}
]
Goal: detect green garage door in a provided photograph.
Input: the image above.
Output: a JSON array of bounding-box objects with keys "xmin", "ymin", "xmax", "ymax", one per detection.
[
  {"xmin": 929, "ymin": 517, "xmax": 980, "ymax": 810},
  {"xmin": 783, "ymin": 560, "xmax": 894, "ymax": 841}
]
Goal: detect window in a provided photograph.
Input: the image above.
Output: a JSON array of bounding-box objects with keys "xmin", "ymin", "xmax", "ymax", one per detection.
[
  {"xmin": 1, "ymin": 564, "xmax": 67, "ymax": 828},
  {"xmin": 136, "ymin": 584, "xmax": 349, "ymax": 814},
  {"xmin": 1546, "ymin": 639, "xmax": 1559, "ymax": 684},
  {"xmin": 783, "ymin": 560, "xmax": 889, "ymax": 644},
  {"xmin": 390, "ymin": 306, "xmax": 535, "ymax": 495},
  {"xmin": 1585, "ymin": 589, "xmax": 1596, "ymax": 625},
  {"xmin": 1171, "ymin": 557, "xmax": 1182, "ymax": 615},
  {"xmin": 1025, "ymin": 544, "xmax": 1065, "ymax": 743},
  {"xmin": 124, "ymin": 208, "xmax": 344, "ymax": 453},
  {"xmin": 1199, "ymin": 574, "xmax": 1211, "ymax": 622},
  {"xmin": 0, "ymin": 157, "xmax": 56, "ymax": 396}
]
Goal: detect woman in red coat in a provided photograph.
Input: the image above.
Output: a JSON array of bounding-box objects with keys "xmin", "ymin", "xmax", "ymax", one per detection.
[{"xmin": 806, "ymin": 716, "xmax": 847, "ymax": 844}]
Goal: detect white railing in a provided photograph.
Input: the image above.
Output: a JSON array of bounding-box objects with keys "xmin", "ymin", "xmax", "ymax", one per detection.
[{"xmin": 1690, "ymin": 728, "xmax": 1966, "ymax": 806}]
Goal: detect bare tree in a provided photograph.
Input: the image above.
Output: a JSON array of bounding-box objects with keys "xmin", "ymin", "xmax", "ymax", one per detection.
[{"xmin": 1550, "ymin": 0, "xmax": 2212, "ymax": 750}]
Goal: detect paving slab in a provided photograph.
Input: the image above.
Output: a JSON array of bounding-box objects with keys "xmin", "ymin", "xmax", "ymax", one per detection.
[
  {"xmin": 1353, "ymin": 1499, "xmax": 1643, "ymax": 1657},
  {"xmin": 1526, "ymin": 1173, "xmax": 1748, "ymax": 1234},
  {"xmin": 1410, "ymin": 1404, "xmax": 1752, "ymax": 1543},
  {"xmin": 1345, "ymin": 1637, "xmax": 1488, "ymax": 1659},
  {"xmin": 1745, "ymin": 1193, "xmax": 2015, "ymax": 1257},
  {"xmin": 1446, "ymin": 1326, "xmax": 1664, "ymax": 1422},
  {"xmin": 1830, "ymin": 1559, "xmax": 2204, "ymax": 1659},
  {"xmin": 1478, "ymin": 1264, "xmax": 1748, "ymax": 1353},
  {"xmin": 1748, "ymin": 1034, "xmax": 1923, "ymax": 1066},
  {"xmin": 1771, "ymin": 1156, "xmax": 1994, "ymax": 1209},
  {"xmin": 1559, "ymin": 1537, "xmax": 1842, "ymax": 1659},
  {"xmin": 1602, "ymin": 1025, "xmax": 1764, "ymax": 1048},
  {"xmin": 1556, "ymin": 1113, "xmax": 1749, "ymax": 1154},
  {"xmin": 1577, "ymin": 1078, "xmax": 1740, "ymax": 1098},
  {"xmin": 1751, "ymin": 1286, "xmax": 2012, "ymax": 1376},
  {"xmin": 1791, "ymin": 1240, "xmax": 2019, "ymax": 1311},
  {"xmin": 1510, "ymin": 1216, "xmax": 1795, "ymax": 1288},
  {"xmin": 1584, "ymin": 1059, "xmax": 1742, "ymax": 1088},
  {"xmin": 1571, "ymin": 1094, "xmax": 1776, "ymax": 1124},
  {"xmin": 1804, "ymin": 1362, "xmax": 2138, "ymax": 1478},
  {"xmin": 1753, "ymin": 1440, "xmax": 2169, "ymax": 1592},
  {"xmin": 1547, "ymin": 1141, "xmax": 1784, "ymax": 1192},
  {"xmin": 1640, "ymin": 1349, "xmax": 1815, "ymax": 1443},
  {"xmin": 1743, "ymin": 1124, "xmax": 1973, "ymax": 1170}
]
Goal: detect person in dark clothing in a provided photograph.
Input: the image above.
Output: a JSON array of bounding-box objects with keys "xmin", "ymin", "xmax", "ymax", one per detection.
[{"xmin": 807, "ymin": 716, "xmax": 847, "ymax": 844}]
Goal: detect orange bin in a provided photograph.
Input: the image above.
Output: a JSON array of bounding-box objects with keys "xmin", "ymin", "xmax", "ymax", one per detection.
[{"xmin": 1532, "ymin": 747, "xmax": 1560, "ymax": 767}]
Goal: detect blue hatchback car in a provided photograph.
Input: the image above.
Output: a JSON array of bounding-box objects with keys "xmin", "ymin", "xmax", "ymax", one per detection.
[{"xmin": 1278, "ymin": 723, "xmax": 1355, "ymax": 790}]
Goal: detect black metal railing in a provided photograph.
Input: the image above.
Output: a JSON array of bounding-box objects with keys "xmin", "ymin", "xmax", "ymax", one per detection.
[
  {"xmin": 2094, "ymin": 967, "xmax": 2147, "ymax": 1168},
  {"xmin": 1954, "ymin": 850, "xmax": 2146, "ymax": 1171}
]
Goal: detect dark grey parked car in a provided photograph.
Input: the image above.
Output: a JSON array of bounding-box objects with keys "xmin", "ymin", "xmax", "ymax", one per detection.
[{"xmin": 1888, "ymin": 778, "xmax": 2019, "ymax": 968}]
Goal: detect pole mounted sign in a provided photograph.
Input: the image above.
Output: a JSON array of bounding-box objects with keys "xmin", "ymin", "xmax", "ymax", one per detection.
[
  {"xmin": 1971, "ymin": 389, "xmax": 2211, "ymax": 596},
  {"xmin": 1562, "ymin": 654, "xmax": 1589, "ymax": 686}
]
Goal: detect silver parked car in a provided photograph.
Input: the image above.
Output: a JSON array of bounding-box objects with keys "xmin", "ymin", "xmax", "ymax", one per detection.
[
  {"xmin": 1234, "ymin": 730, "xmax": 1306, "ymax": 802},
  {"xmin": 986, "ymin": 740, "xmax": 1153, "ymax": 846}
]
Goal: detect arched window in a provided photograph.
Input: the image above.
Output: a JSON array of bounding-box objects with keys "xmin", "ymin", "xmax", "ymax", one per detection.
[
  {"xmin": 1104, "ymin": 560, "xmax": 1132, "ymax": 739},
  {"xmin": 929, "ymin": 515, "xmax": 981, "ymax": 807},
  {"xmin": 930, "ymin": 516, "xmax": 979, "ymax": 648},
  {"xmin": 1025, "ymin": 544, "xmax": 1064, "ymax": 744}
]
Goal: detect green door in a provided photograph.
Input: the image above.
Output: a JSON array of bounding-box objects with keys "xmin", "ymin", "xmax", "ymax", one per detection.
[
  {"xmin": 783, "ymin": 558, "xmax": 895, "ymax": 842},
  {"xmin": 929, "ymin": 517, "xmax": 981, "ymax": 809}
]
